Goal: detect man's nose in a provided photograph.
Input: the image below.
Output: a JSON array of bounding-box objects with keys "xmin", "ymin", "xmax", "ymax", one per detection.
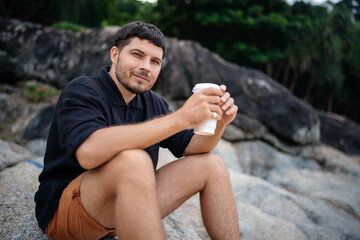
[{"xmin": 139, "ymin": 59, "xmax": 151, "ymax": 72}]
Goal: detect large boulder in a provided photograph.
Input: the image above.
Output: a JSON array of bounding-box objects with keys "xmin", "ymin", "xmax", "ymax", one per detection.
[
  {"xmin": 159, "ymin": 39, "xmax": 319, "ymax": 145},
  {"xmin": 318, "ymin": 111, "xmax": 360, "ymax": 156},
  {"xmin": 0, "ymin": 18, "xmax": 114, "ymax": 87},
  {"xmin": 0, "ymin": 18, "xmax": 319, "ymax": 145}
]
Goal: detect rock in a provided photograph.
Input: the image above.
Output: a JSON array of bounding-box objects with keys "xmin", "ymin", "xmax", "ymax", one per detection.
[
  {"xmin": 225, "ymin": 140, "xmax": 360, "ymax": 238},
  {"xmin": 1, "ymin": 139, "xmax": 360, "ymax": 239},
  {"xmin": 231, "ymin": 173, "xmax": 360, "ymax": 239},
  {"xmin": 0, "ymin": 139, "xmax": 34, "ymax": 170},
  {"xmin": 222, "ymin": 114, "xmax": 267, "ymax": 141},
  {"xmin": 319, "ymin": 111, "xmax": 360, "ymax": 156},
  {"xmin": 0, "ymin": 160, "xmax": 48, "ymax": 239},
  {"xmin": 25, "ymin": 139, "xmax": 47, "ymax": 157},
  {"xmin": 0, "ymin": 18, "xmax": 114, "ymax": 87},
  {"xmin": 269, "ymin": 168, "xmax": 360, "ymax": 218},
  {"xmin": 234, "ymin": 140, "xmax": 360, "ymax": 180},
  {"xmin": 22, "ymin": 104, "xmax": 55, "ymax": 141},
  {"xmin": 160, "ymin": 38, "xmax": 320, "ymax": 145},
  {"xmin": 0, "ymin": 83, "xmax": 55, "ymax": 143},
  {"xmin": 234, "ymin": 140, "xmax": 321, "ymax": 178},
  {"xmin": 0, "ymin": 18, "xmax": 320, "ymax": 145}
]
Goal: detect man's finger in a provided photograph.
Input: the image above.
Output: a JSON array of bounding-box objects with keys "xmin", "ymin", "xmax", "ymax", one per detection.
[
  {"xmin": 200, "ymin": 87, "xmax": 223, "ymax": 96},
  {"xmin": 221, "ymin": 97, "xmax": 234, "ymax": 111},
  {"xmin": 226, "ymin": 105, "xmax": 238, "ymax": 115},
  {"xmin": 220, "ymin": 92, "xmax": 230, "ymax": 103}
]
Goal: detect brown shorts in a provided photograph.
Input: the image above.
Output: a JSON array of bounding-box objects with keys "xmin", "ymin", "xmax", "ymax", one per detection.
[{"xmin": 45, "ymin": 173, "xmax": 116, "ymax": 240}]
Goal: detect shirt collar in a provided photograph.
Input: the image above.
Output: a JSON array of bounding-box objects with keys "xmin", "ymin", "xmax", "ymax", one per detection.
[{"xmin": 99, "ymin": 66, "xmax": 143, "ymax": 109}]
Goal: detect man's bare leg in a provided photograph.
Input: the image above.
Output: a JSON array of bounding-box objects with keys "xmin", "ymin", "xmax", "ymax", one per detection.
[
  {"xmin": 80, "ymin": 149, "xmax": 166, "ymax": 240},
  {"xmin": 156, "ymin": 153, "xmax": 240, "ymax": 240},
  {"xmin": 79, "ymin": 150, "xmax": 239, "ymax": 239}
]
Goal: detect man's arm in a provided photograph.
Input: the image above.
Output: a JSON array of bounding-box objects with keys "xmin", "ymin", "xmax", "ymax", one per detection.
[
  {"xmin": 183, "ymin": 85, "xmax": 238, "ymax": 155},
  {"xmin": 76, "ymin": 113, "xmax": 182, "ymax": 170},
  {"xmin": 76, "ymin": 87, "xmax": 226, "ymax": 170}
]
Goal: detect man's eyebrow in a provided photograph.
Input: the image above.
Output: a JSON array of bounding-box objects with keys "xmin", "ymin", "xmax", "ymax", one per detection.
[
  {"xmin": 131, "ymin": 48, "xmax": 145, "ymax": 54},
  {"xmin": 131, "ymin": 48, "xmax": 162, "ymax": 62}
]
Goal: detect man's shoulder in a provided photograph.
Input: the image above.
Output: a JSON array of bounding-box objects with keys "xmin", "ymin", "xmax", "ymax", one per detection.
[
  {"xmin": 62, "ymin": 75, "xmax": 103, "ymax": 96},
  {"xmin": 65, "ymin": 75, "xmax": 97, "ymax": 88}
]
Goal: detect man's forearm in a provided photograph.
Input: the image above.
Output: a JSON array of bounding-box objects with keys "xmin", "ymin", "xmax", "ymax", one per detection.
[
  {"xmin": 76, "ymin": 112, "xmax": 185, "ymax": 169},
  {"xmin": 184, "ymin": 122, "xmax": 226, "ymax": 155}
]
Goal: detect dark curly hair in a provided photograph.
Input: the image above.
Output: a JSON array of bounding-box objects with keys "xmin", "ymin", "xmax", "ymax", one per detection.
[{"xmin": 113, "ymin": 21, "xmax": 167, "ymax": 59}]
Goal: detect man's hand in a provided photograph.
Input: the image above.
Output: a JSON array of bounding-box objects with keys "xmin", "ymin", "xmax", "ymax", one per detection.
[
  {"xmin": 182, "ymin": 84, "xmax": 238, "ymax": 155},
  {"xmin": 218, "ymin": 85, "xmax": 238, "ymax": 127},
  {"xmin": 176, "ymin": 84, "xmax": 237, "ymax": 130},
  {"xmin": 176, "ymin": 87, "xmax": 224, "ymax": 129}
]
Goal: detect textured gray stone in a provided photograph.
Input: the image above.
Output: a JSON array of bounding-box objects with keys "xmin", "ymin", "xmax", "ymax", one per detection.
[
  {"xmin": 0, "ymin": 86, "xmax": 54, "ymax": 143},
  {"xmin": 234, "ymin": 140, "xmax": 321, "ymax": 178},
  {"xmin": 0, "ymin": 161, "xmax": 48, "ymax": 239},
  {"xmin": 0, "ymin": 139, "xmax": 34, "ymax": 170},
  {"xmin": 231, "ymin": 173, "xmax": 360, "ymax": 240},
  {"xmin": 1, "ymin": 140, "xmax": 360, "ymax": 239},
  {"xmin": 319, "ymin": 111, "xmax": 360, "ymax": 156},
  {"xmin": 25, "ymin": 139, "xmax": 47, "ymax": 157}
]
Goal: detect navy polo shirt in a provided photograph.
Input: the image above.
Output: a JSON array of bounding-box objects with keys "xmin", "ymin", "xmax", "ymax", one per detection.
[{"xmin": 35, "ymin": 66, "xmax": 194, "ymax": 232}]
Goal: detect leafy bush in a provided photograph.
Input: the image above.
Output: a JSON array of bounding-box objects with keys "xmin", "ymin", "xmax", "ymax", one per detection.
[
  {"xmin": 51, "ymin": 21, "xmax": 87, "ymax": 32},
  {"xmin": 24, "ymin": 81, "xmax": 60, "ymax": 103}
]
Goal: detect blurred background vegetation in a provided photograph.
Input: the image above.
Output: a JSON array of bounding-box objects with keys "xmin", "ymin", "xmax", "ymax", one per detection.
[{"xmin": 1, "ymin": 0, "xmax": 359, "ymax": 123}]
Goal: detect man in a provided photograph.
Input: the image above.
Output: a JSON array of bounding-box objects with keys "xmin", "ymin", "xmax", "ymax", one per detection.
[{"xmin": 35, "ymin": 21, "xmax": 240, "ymax": 240}]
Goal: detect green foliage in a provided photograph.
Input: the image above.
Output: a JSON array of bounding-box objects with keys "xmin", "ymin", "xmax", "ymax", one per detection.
[
  {"xmin": 24, "ymin": 81, "xmax": 60, "ymax": 103},
  {"xmin": 51, "ymin": 21, "xmax": 87, "ymax": 32}
]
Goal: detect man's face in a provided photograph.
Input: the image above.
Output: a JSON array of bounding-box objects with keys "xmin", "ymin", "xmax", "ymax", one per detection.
[{"xmin": 114, "ymin": 37, "xmax": 163, "ymax": 95}]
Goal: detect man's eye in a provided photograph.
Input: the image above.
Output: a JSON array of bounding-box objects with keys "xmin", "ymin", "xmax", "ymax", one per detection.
[
  {"xmin": 152, "ymin": 60, "xmax": 160, "ymax": 65},
  {"xmin": 132, "ymin": 52, "xmax": 141, "ymax": 57}
]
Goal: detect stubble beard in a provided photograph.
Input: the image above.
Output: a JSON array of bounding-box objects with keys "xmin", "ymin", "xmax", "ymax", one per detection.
[{"xmin": 115, "ymin": 63, "xmax": 153, "ymax": 95}]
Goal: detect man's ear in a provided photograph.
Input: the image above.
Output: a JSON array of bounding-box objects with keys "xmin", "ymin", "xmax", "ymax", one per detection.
[{"xmin": 110, "ymin": 46, "xmax": 119, "ymax": 64}]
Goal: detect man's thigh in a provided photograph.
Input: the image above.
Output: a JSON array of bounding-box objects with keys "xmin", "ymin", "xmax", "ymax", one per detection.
[
  {"xmin": 79, "ymin": 149, "xmax": 155, "ymax": 230},
  {"xmin": 46, "ymin": 173, "xmax": 115, "ymax": 240},
  {"xmin": 155, "ymin": 153, "xmax": 223, "ymax": 218}
]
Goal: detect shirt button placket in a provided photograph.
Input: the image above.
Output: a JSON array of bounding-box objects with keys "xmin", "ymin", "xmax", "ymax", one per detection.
[{"xmin": 125, "ymin": 106, "xmax": 130, "ymax": 121}]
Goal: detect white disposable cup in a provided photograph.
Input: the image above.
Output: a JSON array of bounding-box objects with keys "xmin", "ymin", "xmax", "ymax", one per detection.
[{"xmin": 192, "ymin": 83, "xmax": 221, "ymax": 135}]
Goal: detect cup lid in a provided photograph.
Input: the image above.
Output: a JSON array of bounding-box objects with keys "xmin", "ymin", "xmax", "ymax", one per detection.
[{"xmin": 192, "ymin": 83, "xmax": 220, "ymax": 93}]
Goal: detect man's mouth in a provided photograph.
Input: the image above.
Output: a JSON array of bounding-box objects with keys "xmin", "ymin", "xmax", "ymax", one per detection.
[
  {"xmin": 133, "ymin": 74, "xmax": 149, "ymax": 82},
  {"xmin": 132, "ymin": 71, "xmax": 150, "ymax": 82}
]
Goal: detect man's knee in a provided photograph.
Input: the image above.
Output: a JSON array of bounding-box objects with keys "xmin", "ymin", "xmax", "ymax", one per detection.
[
  {"xmin": 203, "ymin": 154, "xmax": 229, "ymax": 178},
  {"xmin": 105, "ymin": 149, "xmax": 155, "ymax": 188}
]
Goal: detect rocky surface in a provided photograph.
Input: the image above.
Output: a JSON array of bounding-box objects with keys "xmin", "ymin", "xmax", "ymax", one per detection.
[
  {"xmin": 318, "ymin": 111, "xmax": 360, "ymax": 156},
  {"xmin": 1, "ymin": 18, "xmax": 360, "ymax": 239},
  {"xmin": 1, "ymin": 139, "xmax": 359, "ymax": 239},
  {"xmin": 0, "ymin": 139, "xmax": 34, "ymax": 171},
  {"xmin": 160, "ymin": 38, "xmax": 319, "ymax": 146}
]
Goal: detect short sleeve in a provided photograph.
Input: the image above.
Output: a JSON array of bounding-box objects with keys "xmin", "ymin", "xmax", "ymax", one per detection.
[
  {"xmin": 160, "ymin": 129, "xmax": 194, "ymax": 158},
  {"xmin": 57, "ymin": 78, "xmax": 108, "ymax": 156}
]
